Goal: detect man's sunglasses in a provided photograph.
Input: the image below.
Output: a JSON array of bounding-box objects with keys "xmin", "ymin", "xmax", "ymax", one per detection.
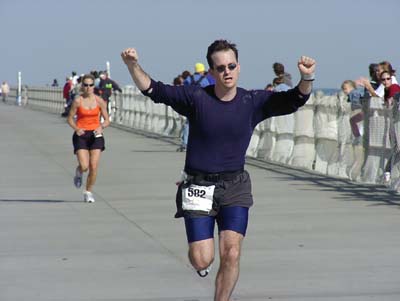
[
  {"xmin": 83, "ymin": 83, "xmax": 94, "ymax": 87},
  {"xmin": 215, "ymin": 63, "xmax": 237, "ymax": 73}
]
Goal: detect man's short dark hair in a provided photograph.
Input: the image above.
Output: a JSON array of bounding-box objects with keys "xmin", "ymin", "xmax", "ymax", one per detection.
[{"xmin": 207, "ymin": 39, "xmax": 239, "ymax": 69}]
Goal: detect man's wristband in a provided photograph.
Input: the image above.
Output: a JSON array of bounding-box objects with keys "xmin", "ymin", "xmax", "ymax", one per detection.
[{"xmin": 301, "ymin": 73, "xmax": 315, "ymax": 81}]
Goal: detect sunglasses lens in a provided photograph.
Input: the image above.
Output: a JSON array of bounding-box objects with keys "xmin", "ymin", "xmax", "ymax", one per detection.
[
  {"xmin": 216, "ymin": 66, "xmax": 225, "ymax": 73},
  {"xmin": 228, "ymin": 63, "xmax": 237, "ymax": 71}
]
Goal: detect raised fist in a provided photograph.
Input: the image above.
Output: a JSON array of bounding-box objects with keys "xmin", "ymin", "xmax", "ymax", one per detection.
[
  {"xmin": 297, "ymin": 56, "xmax": 316, "ymax": 76},
  {"xmin": 121, "ymin": 48, "xmax": 139, "ymax": 66}
]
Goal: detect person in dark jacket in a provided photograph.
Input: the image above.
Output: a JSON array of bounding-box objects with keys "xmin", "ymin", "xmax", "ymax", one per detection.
[
  {"xmin": 61, "ymin": 77, "xmax": 73, "ymax": 117},
  {"xmin": 98, "ymin": 71, "xmax": 122, "ymax": 112}
]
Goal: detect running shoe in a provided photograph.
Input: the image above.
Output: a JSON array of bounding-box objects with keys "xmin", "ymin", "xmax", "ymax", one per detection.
[
  {"xmin": 197, "ymin": 264, "xmax": 212, "ymax": 278},
  {"xmin": 73, "ymin": 167, "xmax": 82, "ymax": 188},
  {"xmin": 83, "ymin": 191, "xmax": 95, "ymax": 203}
]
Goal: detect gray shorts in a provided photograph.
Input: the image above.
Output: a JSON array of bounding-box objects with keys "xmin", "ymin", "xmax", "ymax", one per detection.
[{"xmin": 175, "ymin": 169, "xmax": 253, "ymax": 218}]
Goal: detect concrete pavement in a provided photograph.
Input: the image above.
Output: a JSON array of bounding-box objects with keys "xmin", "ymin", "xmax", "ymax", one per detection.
[{"xmin": 0, "ymin": 103, "xmax": 399, "ymax": 300}]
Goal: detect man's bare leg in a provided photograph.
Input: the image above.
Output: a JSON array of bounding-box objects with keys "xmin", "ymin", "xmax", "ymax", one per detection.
[
  {"xmin": 214, "ymin": 230, "xmax": 243, "ymax": 301},
  {"xmin": 188, "ymin": 238, "xmax": 215, "ymax": 273}
]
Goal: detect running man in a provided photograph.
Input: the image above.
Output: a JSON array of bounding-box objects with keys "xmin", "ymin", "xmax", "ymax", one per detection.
[
  {"xmin": 121, "ymin": 39, "xmax": 315, "ymax": 301},
  {"xmin": 67, "ymin": 74, "xmax": 110, "ymax": 203}
]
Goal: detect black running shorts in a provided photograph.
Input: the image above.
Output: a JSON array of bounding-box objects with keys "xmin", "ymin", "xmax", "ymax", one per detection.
[{"xmin": 72, "ymin": 131, "xmax": 105, "ymax": 154}]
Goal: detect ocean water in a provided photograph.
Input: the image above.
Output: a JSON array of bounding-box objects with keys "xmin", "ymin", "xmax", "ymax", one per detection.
[{"xmin": 315, "ymin": 88, "xmax": 340, "ymax": 95}]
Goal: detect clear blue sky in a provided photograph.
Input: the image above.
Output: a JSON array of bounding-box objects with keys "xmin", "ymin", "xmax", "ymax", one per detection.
[{"xmin": 1, "ymin": 0, "xmax": 399, "ymax": 89}]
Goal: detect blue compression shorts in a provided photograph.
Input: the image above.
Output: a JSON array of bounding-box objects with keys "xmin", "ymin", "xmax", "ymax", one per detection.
[{"xmin": 184, "ymin": 206, "xmax": 249, "ymax": 243}]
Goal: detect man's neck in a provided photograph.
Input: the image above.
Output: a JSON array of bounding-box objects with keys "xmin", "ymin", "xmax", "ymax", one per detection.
[{"xmin": 214, "ymin": 85, "xmax": 237, "ymax": 102}]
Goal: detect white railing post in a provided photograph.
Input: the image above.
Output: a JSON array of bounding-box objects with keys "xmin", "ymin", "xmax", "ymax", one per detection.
[{"xmin": 17, "ymin": 71, "xmax": 22, "ymax": 106}]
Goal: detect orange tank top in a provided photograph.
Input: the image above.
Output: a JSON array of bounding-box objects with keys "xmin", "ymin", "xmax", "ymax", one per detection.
[{"xmin": 76, "ymin": 97, "xmax": 101, "ymax": 130}]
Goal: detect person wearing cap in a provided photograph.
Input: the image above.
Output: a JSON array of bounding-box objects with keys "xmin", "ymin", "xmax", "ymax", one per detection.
[
  {"xmin": 184, "ymin": 63, "xmax": 210, "ymax": 87},
  {"xmin": 121, "ymin": 39, "xmax": 315, "ymax": 301},
  {"xmin": 177, "ymin": 63, "xmax": 211, "ymax": 152}
]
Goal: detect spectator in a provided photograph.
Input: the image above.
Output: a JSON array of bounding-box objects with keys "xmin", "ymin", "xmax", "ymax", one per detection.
[
  {"xmin": 376, "ymin": 61, "xmax": 398, "ymax": 98},
  {"xmin": 70, "ymin": 72, "xmax": 80, "ymax": 103},
  {"xmin": 181, "ymin": 70, "xmax": 191, "ymax": 82},
  {"xmin": 90, "ymin": 70, "xmax": 99, "ymax": 79},
  {"xmin": 273, "ymin": 62, "xmax": 293, "ymax": 87},
  {"xmin": 173, "ymin": 76, "xmax": 184, "ymax": 86},
  {"xmin": 381, "ymin": 71, "xmax": 400, "ymax": 107},
  {"xmin": 359, "ymin": 61, "xmax": 398, "ymax": 98},
  {"xmin": 264, "ymin": 83, "xmax": 274, "ymax": 91},
  {"xmin": 380, "ymin": 70, "xmax": 400, "ymax": 185},
  {"xmin": 273, "ymin": 75, "xmax": 291, "ymax": 92},
  {"xmin": 71, "ymin": 71, "xmax": 79, "ymax": 86},
  {"xmin": 61, "ymin": 77, "xmax": 73, "ymax": 117},
  {"xmin": 356, "ymin": 63, "xmax": 380, "ymax": 97},
  {"xmin": 177, "ymin": 63, "xmax": 211, "ymax": 152},
  {"xmin": 368, "ymin": 63, "xmax": 380, "ymax": 91},
  {"xmin": 341, "ymin": 80, "xmax": 364, "ymax": 145},
  {"xmin": 51, "ymin": 79, "xmax": 59, "ymax": 87},
  {"xmin": 90, "ymin": 70, "xmax": 101, "ymax": 95},
  {"xmin": 1, "ymin": 81, "xmax": 10, "ymax": 103},
  {"xmin": 71, "ymin": 76, "xmax": 82, "ymax": 103},
  {"xmin": 184, "ymin": 63, "xmax": 210, "ymax": 87}
]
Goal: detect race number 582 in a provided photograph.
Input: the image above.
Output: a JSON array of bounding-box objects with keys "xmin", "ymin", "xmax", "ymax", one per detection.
[
  {"xmin": 187, "ymin": 187, "xmax": 206, "ymax": 198},
  {"xmin": 182, "ymin": 184, "xmax": 215, "ymax": 212}
]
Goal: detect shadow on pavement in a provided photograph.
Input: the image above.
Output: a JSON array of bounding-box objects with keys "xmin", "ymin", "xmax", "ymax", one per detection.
[
  {"xmin": 0, "ymin": 199, "xmax": 80, "ymax": 203},
  {"xmin": 131, "ymin": 149, "xmax": 176, "ymax": 153},
  {"xmin": 247, "ymin": 158, "xmax": 400, "ymax": 208}
]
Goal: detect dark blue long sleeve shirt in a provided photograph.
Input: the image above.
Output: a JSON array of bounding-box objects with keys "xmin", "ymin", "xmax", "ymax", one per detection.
[{"xmin": 142, "ymin": 80, "xmax": 310, "ymax": 173}]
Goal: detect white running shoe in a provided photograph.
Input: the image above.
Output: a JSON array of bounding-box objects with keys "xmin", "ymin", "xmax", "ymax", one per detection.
[
  {"xmin": 83, "ymin": 191, "xmax": 95, "ymax": 203},
  {"xmin": 73, "ymin": 167, "xmax": 83, "ymax": 188},
  {"xmin": 197, "ymin": 264, "xmax": 212, "ymax": 278}
]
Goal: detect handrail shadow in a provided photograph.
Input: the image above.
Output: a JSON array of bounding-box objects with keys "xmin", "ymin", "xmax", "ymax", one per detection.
[
  {"xmin": 0, "ymin": 199, "xmax": 80, "ymax": 203},
  {"xmin": 247, "ymin": 158, "xmax": 400, "ymax": 208}
]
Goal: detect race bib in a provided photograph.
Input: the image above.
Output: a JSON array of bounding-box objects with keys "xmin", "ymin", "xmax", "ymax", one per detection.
[{"xmin": 182, "ymin": 184, "xmax": 215, "ymax": 212}]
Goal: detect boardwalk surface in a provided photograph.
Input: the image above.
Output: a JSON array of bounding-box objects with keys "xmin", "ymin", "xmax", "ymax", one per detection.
[{"xmin": 1, "ymin": 103, "xmax": 399, "ymax": 300}]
